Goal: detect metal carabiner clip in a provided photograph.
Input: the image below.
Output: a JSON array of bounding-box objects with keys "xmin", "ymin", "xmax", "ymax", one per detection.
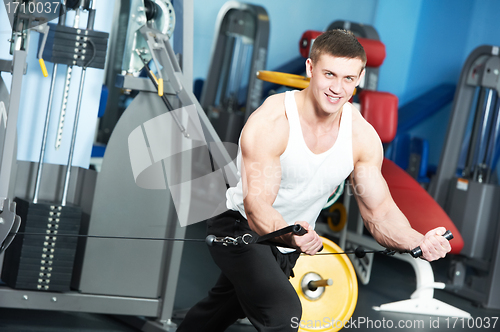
[{"xmin": 205, "ymin": 234, "xmax": 254, "ymax": 247}]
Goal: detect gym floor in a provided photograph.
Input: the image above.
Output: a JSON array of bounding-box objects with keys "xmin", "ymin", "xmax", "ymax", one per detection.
[{"xmin": 1, "ymin": 221, "xmax": 499, "ymax": 332}]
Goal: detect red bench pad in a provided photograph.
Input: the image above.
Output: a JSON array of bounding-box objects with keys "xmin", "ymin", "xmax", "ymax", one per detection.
[
  {"xmin": 359, "ymin": 90, "xmax": 398, "ymax": 144},
  {"xmin": 381, "ymin": 158, "xmax": 463, "ymax": 254},
  {"xmin": 357, "ymin": 37, "xmax": 386, "ymax": 68}
]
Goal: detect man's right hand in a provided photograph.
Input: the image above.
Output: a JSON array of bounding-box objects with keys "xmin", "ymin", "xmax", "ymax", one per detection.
[{"xmin": 291, "ymin": 221, "xmax": 323, "ymax": 255}]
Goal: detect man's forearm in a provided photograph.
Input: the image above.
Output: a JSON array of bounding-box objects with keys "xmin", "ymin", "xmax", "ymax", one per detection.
[
  {"xmin": 362, "ymin": 206, "xmax": 423, "ymax": 252},
  {"xmin": 244, "ymin": 197, "xmax": 295, "ymax": 246}
]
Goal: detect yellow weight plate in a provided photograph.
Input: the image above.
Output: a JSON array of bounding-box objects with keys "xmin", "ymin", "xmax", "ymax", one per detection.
[
  {"xmin": 327, "ymin": 203, "xmax": 347, "ymax": 232},
  {"xmin": 256, "ymin": 70, "xmax": 310, "ymax": 89},
  {"xmin": 290, "ymin": 237, "xmax": 358, "ymax": 332}
]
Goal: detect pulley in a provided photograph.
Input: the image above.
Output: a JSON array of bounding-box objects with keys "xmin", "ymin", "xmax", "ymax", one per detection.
[
  {"xmin": 122, "ymin": 0, "xmax": 176, "ymax": 74},
  {"xmin": 144, "ymin": 0, "xmax": 175, "ymax": 38}
]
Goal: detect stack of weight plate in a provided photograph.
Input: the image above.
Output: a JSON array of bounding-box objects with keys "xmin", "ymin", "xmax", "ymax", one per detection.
[
  {"xmin": 41, "ymin": 23, "xmax": 109, "ymax": 69},
  {"xmin": 1, "ymin": 197, "xmax": 82, "ymax": 292}
]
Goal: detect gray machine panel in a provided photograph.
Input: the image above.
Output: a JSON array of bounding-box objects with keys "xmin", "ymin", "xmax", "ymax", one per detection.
[
  {"xmin": 74, "ymin": 91, "xmax": 183, "ymax": 298},
  {"xmin": 429, "ymin": 45, "xmax": 500, "ymax": 309},
  {"xmin": 429, "ymin": 45, "xmax": 499, "ymax": 205},
  {"xmin": 445, "ymin": 179, "xmax": 500, "ymax": 260},
  {"xmin": 200, "ymin": 1, "xmax": 269, "ymax": 143}
]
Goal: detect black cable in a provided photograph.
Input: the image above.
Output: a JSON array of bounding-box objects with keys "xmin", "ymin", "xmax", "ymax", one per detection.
[
  {"xmin": 309, "ymin": 231, "xmax": 453, "ymax": 258},
  {"xmin": 83, "ymin": 37, "xmax": 96, "ymax": 69},
  {"xmin": 13, "ymin": 231, "xmax": 206, "ymax": 242},
  {"xmin": 306, "ymin": 247, "xmax": 396, "ymax": 258},
  {"xmin": 9, "ymin": 229, "xmax": 453, "ymax": 259}
]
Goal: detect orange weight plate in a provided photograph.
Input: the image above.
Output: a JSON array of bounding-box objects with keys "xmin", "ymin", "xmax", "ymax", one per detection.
[{"xmin": 256, "ymin": 70, "xmax": 310, "ymax": 89}]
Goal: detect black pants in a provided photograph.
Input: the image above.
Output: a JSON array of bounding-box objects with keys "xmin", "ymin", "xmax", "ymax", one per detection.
[{"xmin": 177, "ymin": 210, "xmax": 302, "ymax": 332}]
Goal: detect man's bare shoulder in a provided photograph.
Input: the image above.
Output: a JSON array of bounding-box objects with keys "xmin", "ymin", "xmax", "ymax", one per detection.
[
  {"xmin": 351, "ymin": 103, "xmax": 383, "ymax": 165},
  {"xmin": 241, "ymin": 93, "xmax": 289, "ymax": 157},
  {"xmin": 247, "ymin": 92, "xmax": 287, "ymax": 122}
]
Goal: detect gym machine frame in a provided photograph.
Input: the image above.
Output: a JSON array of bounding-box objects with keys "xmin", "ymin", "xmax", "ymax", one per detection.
[
  {"xmin": 429, "ymin": 45, "xmax": 500, "ymax": 310},
  {"xmin": 0, "ymin": 1, "xmax": 239, "ymax": 331},
  {"xmin": 0, "ymin": 3, "xmax": 29, "ymax": 268},
  {"xmin": 200, "ymin": 1, "xmax": 269, "ymax": 144}
]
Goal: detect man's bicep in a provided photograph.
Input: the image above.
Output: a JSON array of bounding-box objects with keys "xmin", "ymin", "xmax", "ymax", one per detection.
[
  {"xmin": 351, "ymin": 157, "xmax": 391, "ymax": 217},
  {"xmin": 240, "ymin": 128, "xmax": 282, "ymax": 206}
]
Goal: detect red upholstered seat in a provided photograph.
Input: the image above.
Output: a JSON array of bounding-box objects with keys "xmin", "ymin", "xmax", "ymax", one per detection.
[
  {"xmin": 359, "ymin": 90, "xmax": 398, "ymax": 143},
  {"xmin": 357, "ymin": 37, "xmax": 386, "ymax": 68},
  {"xmin": 381, "ymin": 158, "xmax": 464, "ymax": 254}
]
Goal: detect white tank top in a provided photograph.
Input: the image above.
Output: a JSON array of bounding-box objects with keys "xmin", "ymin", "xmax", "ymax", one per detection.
[{"xmin": 226, "ymin": 90, "xmax": 354, "ymax": 243}]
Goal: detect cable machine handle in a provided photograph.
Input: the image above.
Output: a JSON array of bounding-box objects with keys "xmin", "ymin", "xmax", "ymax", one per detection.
[{"xmin": 410, "ymin": 230, "xmax": 453, "ymax": 258}]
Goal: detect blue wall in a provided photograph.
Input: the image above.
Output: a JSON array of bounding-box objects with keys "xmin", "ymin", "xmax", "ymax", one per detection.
[
  {"xmin": 373, "ymin": 0, "xmax": 423, "ymax": 104},
  {"xmin": 374, "ymin": 0, "xmax": 500, "ymax": 166},
  {"xmin": 380, "ymin": 0, "xmax": 475, "ymax": 105},
  {"xmin": 463, "ymin": 0, "xmax": 500, "ymax": 63}
]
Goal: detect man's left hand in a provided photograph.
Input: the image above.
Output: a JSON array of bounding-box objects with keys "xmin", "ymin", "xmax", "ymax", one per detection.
[{"xmin": 417, "ymin": 227, "xmax": 452, "ymax": 261}]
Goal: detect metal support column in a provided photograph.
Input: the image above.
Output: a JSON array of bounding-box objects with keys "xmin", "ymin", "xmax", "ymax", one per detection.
[{"xmin": 0, "ymin": 51, "xmax": 26, "ymax": 210}]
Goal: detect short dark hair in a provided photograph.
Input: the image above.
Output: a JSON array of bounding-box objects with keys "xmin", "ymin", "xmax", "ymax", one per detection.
[{"xmin": 309, "ymin": 29, "xmax": 367, "ymax": 68}]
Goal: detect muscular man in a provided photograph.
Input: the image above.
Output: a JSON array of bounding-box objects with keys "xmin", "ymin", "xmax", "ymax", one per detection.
[{"xmin": 178, "ymin": 29, "xmax": 451, "ymax": 332}]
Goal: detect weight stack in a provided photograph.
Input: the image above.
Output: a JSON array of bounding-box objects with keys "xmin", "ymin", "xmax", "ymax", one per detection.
[
  {"xmin": 1, "ymin": 197, "xmax": 82, "ymax": 292},
  {"xmin": 41, "ymin": 23, "xmax": 109, "ymax": 69}
]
